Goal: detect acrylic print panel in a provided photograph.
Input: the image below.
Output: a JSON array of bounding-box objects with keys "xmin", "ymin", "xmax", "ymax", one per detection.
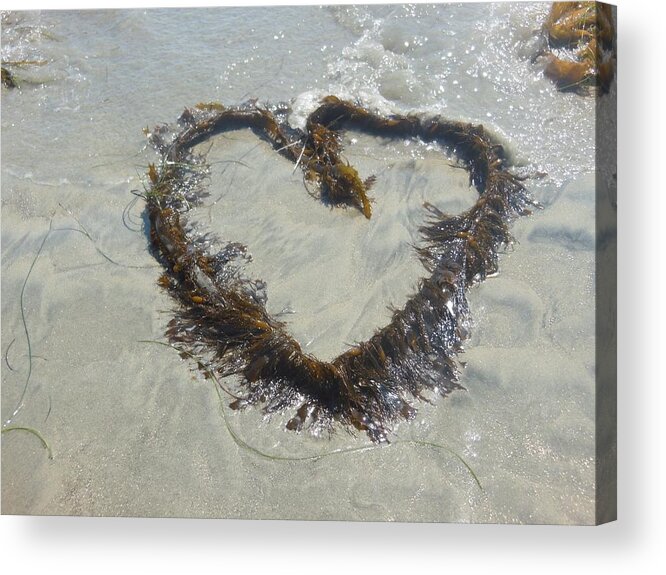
[{"xmin": 1, "ymin": 2, "xmax": 616, "ymax": 524}]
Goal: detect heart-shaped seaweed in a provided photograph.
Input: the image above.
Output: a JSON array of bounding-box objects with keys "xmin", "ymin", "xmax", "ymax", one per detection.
[{"xmin": 145, "ymin": 96, "xmax": 536, "ymax": 443}]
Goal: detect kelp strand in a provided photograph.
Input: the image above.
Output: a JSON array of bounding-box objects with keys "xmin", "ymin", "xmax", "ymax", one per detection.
[
  {"xmin": 4, "ymin": 219, "xmax": 53, "ymax": 427},
  {"xmin": 145, "ymin": 95, "xmax": 537, "ymax": 443},
  {"xmin": 3, "ymin": 209, "xmax": 154, "ymax": 458},
  {"xmin": 1, "ymin": 426, "xmax": 53, "ymax": 459},
  {"xmin": 540, "ymin": 2, "xmax": 616, "ymax": 95}
]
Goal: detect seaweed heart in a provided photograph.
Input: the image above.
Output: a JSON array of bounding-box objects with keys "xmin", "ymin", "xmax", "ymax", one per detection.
[{"xmin": 145, "ymin": 96, "xmax": 536, "ymax": 442}]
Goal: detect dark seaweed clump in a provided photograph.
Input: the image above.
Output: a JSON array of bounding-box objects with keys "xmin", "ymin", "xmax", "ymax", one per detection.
[
  {"xmin": 144, "ymin": 96, "xmax": 537, "ymax": 442},
  {"xmin": 2, "ymin": 66, "xmax": 17, "ymax": 88},
  {"xmin": 539, "ymin": 2, "xmax": 616, "ymax": 94}
]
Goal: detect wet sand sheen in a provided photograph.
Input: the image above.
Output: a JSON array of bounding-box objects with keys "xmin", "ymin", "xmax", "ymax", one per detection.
[{"xmin": 189, "ymin": 128, "xmax": 476, "ymax": 361}]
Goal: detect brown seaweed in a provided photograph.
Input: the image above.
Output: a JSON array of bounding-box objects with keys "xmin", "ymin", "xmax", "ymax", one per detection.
[
  {"xmin": 2, "ymin": 66, "xmax": 17, "ymax": 89},
  {"xmin": 1, "ymin": 59, "xmax": 50, "ymax": 89},
  {"xmin": 144, "ymin": 96, "xmax": 537, "ymax": 443},
  {"xmin": 539, "ymin": 2, "xmax": 616, "ymax": 95}
]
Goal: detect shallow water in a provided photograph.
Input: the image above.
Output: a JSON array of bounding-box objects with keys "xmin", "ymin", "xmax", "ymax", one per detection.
[{"xmin": 1, "ymin": 4, "xmax": 608, "ymax": 523}]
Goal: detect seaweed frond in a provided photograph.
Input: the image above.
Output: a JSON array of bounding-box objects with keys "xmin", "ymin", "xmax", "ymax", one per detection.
[{"xmin": 539, "ymin": 2, "xmax": 616, "ymax": 95}]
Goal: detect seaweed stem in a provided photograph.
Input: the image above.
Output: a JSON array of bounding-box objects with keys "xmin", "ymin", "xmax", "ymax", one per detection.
[
  {"xmin": 137, "ymin": 339, "xmax": 242, "ymax": 400},
  {"xmin": 57, "ymin": 203, "xmax": 157, "ymax": 270},
  {"xmin": 122, "ymin": 193, "xmax": 143, "ymax": 232},
  {"xmin": 214, "ymin": 373, "xmax": 481, "ymax": 488},
  {"xmin": 3, "ymin": 218, "xmax": 52, "ymax": 427},
  {"xmin": 292, "ymin": 137, "xmax": 308, "ymax": 174},
  {"xmin": 1, "ymin": 426, "xmax": 53, "ymax": 459},
  {"xmin": 3, "ymin": 209, "xmax": 157, "ymax": 431},
  {"xmin": 4, "ymin": 338, "xmax": 16, "ymax": 372}
]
